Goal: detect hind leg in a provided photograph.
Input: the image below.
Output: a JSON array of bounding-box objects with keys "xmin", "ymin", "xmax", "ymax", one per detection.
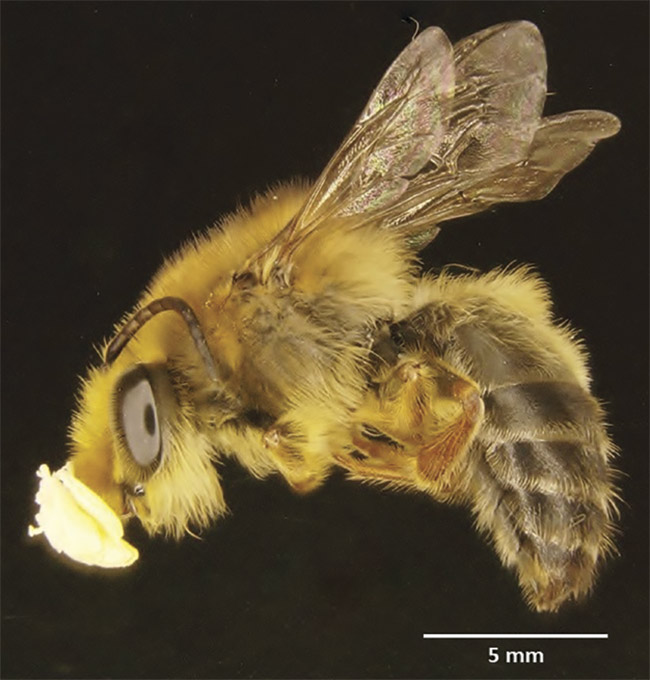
[
  {"xmin": 398, "ymin": 269, "xmax": 618, "ymax": 611},
  {"xmin": 339, "ymin": 268, "xmax": 618, "ymax": 611},
  {"xmin": 337, "ymin": 350, "xmax": 484, "ymax": 496}
]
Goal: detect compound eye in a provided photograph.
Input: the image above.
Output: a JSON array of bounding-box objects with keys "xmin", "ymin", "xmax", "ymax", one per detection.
[{"xmin": 118, "ymin": 373, "xmax": 161, "ymax": 468}]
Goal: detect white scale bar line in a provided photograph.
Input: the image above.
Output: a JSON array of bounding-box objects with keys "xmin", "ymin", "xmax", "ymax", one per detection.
[{"xmin": 423, "ymin": 633, "xmax": 608, "ymax": 639}]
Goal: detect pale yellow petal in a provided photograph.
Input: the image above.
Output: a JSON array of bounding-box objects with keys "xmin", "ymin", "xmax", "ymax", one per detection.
[{"xmin": 29, "ymin": 463, "xmax": 139, "ymax": 568}]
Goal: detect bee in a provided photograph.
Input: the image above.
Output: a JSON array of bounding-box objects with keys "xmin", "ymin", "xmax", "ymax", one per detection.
[{"xmin": 29, "ymin": 21, "xmax": 620, "ymax": 612}]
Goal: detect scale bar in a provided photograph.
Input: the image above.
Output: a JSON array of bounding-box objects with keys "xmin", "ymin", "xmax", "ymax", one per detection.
[{"xmin": 423, "ymin": 633, "xmax": 608, "ymax": 639}]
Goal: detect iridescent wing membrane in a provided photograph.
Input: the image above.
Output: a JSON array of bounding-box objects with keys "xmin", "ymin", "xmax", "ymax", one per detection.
[{"xmin": 272, "ymin": 21, "xmax": 619, "ymax": 258}]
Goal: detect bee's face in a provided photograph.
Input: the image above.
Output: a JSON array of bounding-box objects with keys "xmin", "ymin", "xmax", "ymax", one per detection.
[{"xmin": 70, "ymin": 349, "xmax": 227, "ymax": 539}]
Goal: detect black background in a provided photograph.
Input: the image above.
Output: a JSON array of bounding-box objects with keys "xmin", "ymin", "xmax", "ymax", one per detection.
[{"xmin": 2, "ymin": 2, "xmax": 648, "ymax": 679}]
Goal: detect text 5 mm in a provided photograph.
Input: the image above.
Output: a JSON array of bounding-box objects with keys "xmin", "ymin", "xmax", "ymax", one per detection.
[{"xmin": 488, "ymin": 647, "xmax": 545, "ymax": 664}]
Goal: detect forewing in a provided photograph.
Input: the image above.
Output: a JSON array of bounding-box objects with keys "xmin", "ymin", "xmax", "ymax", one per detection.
[
  {"xmin": 449, "ymin": 21, "xmax": 547, "ymax": 172},
  {"xmin": 265, "ymin": 21, "xmax": 619, "ymax": 262},
  {"xmin": 291, "ymin": 26, "xmax": 455, "ymax": 237}
]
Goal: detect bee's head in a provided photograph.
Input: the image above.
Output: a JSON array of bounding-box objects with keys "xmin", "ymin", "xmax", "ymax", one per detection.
[{"xmin": 69, "ymin": 297, "xmax": 233, "ymax": 539}]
